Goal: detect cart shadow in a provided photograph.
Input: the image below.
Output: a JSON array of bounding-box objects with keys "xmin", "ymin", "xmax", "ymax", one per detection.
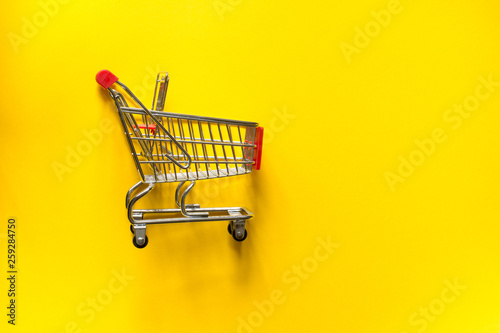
[{"xmin": 142, "ymin": 177, "xmax": 266, "ymax": 288}]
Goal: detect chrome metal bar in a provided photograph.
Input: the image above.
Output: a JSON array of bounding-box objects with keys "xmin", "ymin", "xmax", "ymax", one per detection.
[
  {"xmin": 134, "ymin": 207, "xmax": 253, "ymax": 215},
  {"xmin": 137, "ymin": 153, "xmax": 248, "ymax": 161},
  {"xmin": 127, "ymin": 183, "xmax": 155, "ymax": 224},
  {"xmin": 121, "ymin": 107, "xmax": 258, "ymax": 127},
  {"xmin": 129, "ymin": 136, "xmax": 253, "ymax": 148},
  {"xmin": 227, "ymin": 124, "xmax": 239, "ymax": 174},
  {"xmin": 175, "ymin": 181, "xmax": 186, "ymax": 208},
  {"xmin": 187, "ymin": 120, "xmax": 200, "ymax": 179},
  {"xmin": 129, "ymin": 207, "xmax": 253, "ymax": 225},
  {"xmin": 139, "ymin": 160, "xmax": 253, "ymax": 164},
  {"xmin": 176, "ymin": 118, "xmax": 190, "ymax": 180},
  {"xmin": 180, "ymin": 181, "xmax": 195, "ymax": 216},
  {"xmin": 198, "ymin": 120, "xmax": 210, "ymax": 176},
  {"xmin": 126, "ymin": 181, "xmax": 145, "ymax": 209},
  {"xmin": 207, "ymin": 122, "xmax": 220, "ymax": 177},
  {"xmin": 166, "ymin": 116, "xmax": 178, "ymax": 181},
  {"xmin": 152, "ymin": 72, "xmax": 169, "ymax": 111},
  {"xmin": 217, "ymin": 123, "xmax": 230, "ymax": 174}
]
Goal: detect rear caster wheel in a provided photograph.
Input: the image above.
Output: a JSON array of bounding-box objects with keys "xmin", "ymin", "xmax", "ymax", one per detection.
[
  {"xmin": 227, "ymin": 223, "xmax": 232, "ymax": 235},
  {"xmin": 132, "ymin": 235, "xmax": 148, "ymax": 249},
  {"xmin": 130, "ymin": 224, "xmax": 135, "ymax": 234},
  {"xmin": 232, "ymin": 229, "xmax": 247, "ymax": 242}
]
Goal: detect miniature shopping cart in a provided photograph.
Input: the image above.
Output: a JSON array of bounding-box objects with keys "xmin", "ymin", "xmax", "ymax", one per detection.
[{"xmin": 96, "ymin": 70, "xmax": 263, "ymax": 248}]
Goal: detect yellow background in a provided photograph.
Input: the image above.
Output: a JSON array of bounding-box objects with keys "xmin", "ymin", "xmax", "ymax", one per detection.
[{"xmin": 1, "ymin": 0, "xmax": 500, "ymax": 332}]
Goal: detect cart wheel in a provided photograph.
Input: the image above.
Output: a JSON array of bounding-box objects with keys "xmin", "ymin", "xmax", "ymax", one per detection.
[
  {"xmin": 232, "ymin": 229, "xmax": 247, "ymax": 242},
  {"xmin": 227, "ymin": 223, "xmax": 232, "ymax": 235},
  {"xmin": 130, "ymin": 224, "xmax": 135, "ymax": 234},
  {"xmin": 132, "ymin": 235, "xmax": 149, "ymax": 249}
]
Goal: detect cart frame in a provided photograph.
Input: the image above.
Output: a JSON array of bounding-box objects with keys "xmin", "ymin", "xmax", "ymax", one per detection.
[{"xmin": 96, "ymin": 70, "xmax": 263, "ymax": 248}]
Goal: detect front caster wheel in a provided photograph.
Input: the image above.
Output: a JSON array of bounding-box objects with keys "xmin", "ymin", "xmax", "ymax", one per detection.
[
  {"xmin": 227, "ymin": 223, "xmax": 232, "ymax": 235},
  {"xmin": 130, "ymin": 224, "xmax": 135, "ymax": 234},
  {"xmin": 132, "ymin": 235, "xmax": 149, "ymax": 249},
  {"xmin": 232, "ymin": 229, "xmax": 247, "ymax": 242}
]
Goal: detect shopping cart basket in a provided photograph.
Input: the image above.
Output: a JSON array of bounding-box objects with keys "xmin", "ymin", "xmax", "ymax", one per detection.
[{"xmin": 96, "ymin": 70, "xmax": 263, "ymax": 248}]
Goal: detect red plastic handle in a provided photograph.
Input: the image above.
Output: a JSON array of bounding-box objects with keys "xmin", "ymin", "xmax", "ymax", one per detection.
[
  {"xmin": 133, "ymin": 124, "xmax": 156, "ymax": 135},
  {"xmin": 253, "ymin": 127, "xmax": 264, "ymax": 170},
  {"xmin": 96, "ymin": 70, "xmax": 118, "ymax": 89}
]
